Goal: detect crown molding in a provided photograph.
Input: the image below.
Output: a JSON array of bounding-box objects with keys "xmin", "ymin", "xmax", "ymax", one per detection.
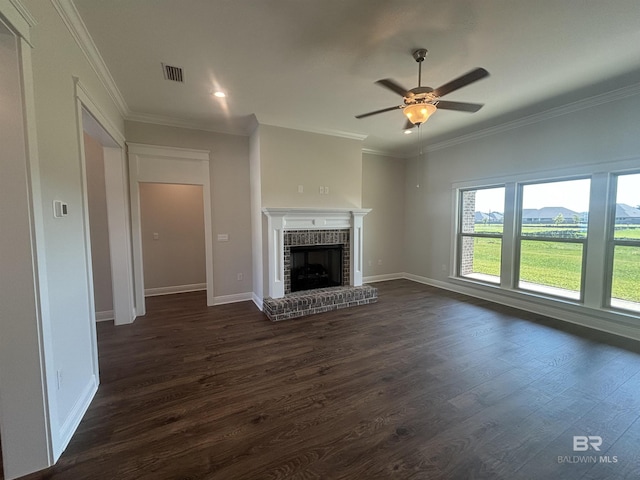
[
  {"xmin": 51, "ymin": 0, "xmax": 128, "ymax": 117},
  {"xmin": 259, "ymin": 121, "xmax": 368, "ymax": 142},
  {"xmin": 361, "ymin": 147, "xmax": 412, "ymax": 159},
  {"xmin": 299, "ymin": 127, "xmax": 367, "ymax": 142},
  {"xmin": 125, "ymin": 112, "xmax": 250, "ymax": 137},
  {"xmin": 427, "ymin": 82, "xmax": 640, "ymax": 153}
]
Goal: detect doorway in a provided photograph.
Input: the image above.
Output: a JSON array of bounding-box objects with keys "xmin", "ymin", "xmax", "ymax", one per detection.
[
  {"xmin": 78, "ymin": 101, "xmax": 135, "ymax": 326},
  {"xmin": 139, "ymin": 183, "xmax": 207, "ymax": 299},
  {"xmin": 128, "ymin": 143, "xmax": 214, "ymax": 315}
]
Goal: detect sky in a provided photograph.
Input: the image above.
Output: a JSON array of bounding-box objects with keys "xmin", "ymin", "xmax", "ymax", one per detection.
[{"xmin": 474, "ymin": 174, "xmax": 640, "ymax": 213}]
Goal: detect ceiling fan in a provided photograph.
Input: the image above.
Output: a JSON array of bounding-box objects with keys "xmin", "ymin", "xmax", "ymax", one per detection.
[{"xmin": 356, "ymin": 48, "xmax": 489, "ymax": 130}]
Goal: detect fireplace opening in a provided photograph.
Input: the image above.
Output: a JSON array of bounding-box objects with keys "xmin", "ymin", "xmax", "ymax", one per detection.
[{"xmin": 290, "ymin": 245, "xmax": 343, "ymax": 293}]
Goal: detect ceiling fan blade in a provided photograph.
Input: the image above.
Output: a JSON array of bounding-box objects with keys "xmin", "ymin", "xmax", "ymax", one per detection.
[
  {"xmin": 376, "ymin": 78, "xmax": 411, "ymax": 97},
  {"xmin": 436, "ymin": 100, "xmax": 484, "ymax": 113},
  {"xmin": 403, "ymin": 119, "xmax": 415, "ymax": 130},
  {"xmin": 433, "ymin": 68, "xmax": 489, "ymax": 98},
  {"xmin": 355, "ymin": 105, "xmax": 402, "ymax": 119}
]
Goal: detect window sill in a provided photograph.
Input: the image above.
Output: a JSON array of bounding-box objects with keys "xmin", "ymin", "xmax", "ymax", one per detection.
[{"xmin": 448, "ymin": 275, "xmax": 640, "ymax": 330}]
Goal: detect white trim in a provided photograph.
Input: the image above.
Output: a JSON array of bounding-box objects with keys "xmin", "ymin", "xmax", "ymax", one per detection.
[
  {"xmin": 51, "ymin": 0, "xmax": 128, "ymax": 117},
  {"xmin": 362, "ymin": 148, "xmax": 412, "ymax": 159},
  {"xmin": 57, "ymin": 377, "xmax": 97, "ymax": 457},
  {"xmin": 363, "ymin": 273, "xmax": 405, "ymax": 283},
  {"xmin": 127, "ymin": 142, "xmax": 210, "ymax": 161},
  {"xmin": 402, "ymin": 273, "xmax": 640, "ymax": 342},
  {"xmin": 145, "ymin": 283, "xmax": 207, "ymax": 297},
  {"xmin": 252, "ymin": 293, "xmax": 263, "ymax": 311},
  {"xmin": 73, "ymin": 86, "xmax": 102, "ymax": 414},
  {"xmin": 428, "ymin": 83, "xmax": 640, "ymax": 153},
  {"xmin": 261, "ymin": 121, "xmax": 367, "ymax": 141},
  {"xmin": 8, "ymin": 0, "xmax": 36, "ymax": 25},
  {"xmin": 102, "ymin": 146, "xmax": 136, "ymax": 326},
  {"xmin": 95, "ymin": 310, "xmax": 114, "ymax": 322},
  {"xmin": 213, "ymin": 292, "xmax": 253, "ymax": 306},
  {"xmin": 75, "ymin": 79, "xmax": 125, "ymax": 146},
  {"xmin": 1, "ymin": 0, "xmax": 35, "ymax": 43},
  {"xmin": 0, "ymin": 0, "xmax": 34, "ymax": 43}
]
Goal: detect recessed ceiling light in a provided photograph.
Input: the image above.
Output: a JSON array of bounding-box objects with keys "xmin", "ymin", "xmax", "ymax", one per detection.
[
  {"xmin": 403, "ymin": 129, "xmax": 413, "ymax": 135},
  {"xmin": 213, "ymin": 91, "xmax": 226, "ymax": 98}
]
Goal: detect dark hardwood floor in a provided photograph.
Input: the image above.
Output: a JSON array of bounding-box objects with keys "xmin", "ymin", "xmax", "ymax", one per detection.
[{"xmin": 18, "ymin": 280, "xmax": 640, "ymax": 479}]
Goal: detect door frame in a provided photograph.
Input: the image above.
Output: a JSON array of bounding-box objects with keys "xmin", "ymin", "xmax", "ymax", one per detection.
[
  {"xmin": 128, "ymin": 143, "xmax": 214, "ymax": 315},
  {"xmin": 75, "ymin": 79, "xmax": 136, "ymax": 328}
]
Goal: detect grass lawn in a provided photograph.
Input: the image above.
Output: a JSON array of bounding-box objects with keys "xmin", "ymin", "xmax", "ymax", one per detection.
[
  {"xmin": 468, "ymin": 230, "xmax": 640, "ymax": 304},
  {"xmin": 612, "ymin": 246, "xmax": 640, "ymax": 302}
]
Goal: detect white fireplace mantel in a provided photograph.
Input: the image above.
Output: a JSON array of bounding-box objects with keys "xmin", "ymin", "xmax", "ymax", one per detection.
[{"xmin": 262, "ymin": 208, "xmax": 371, "ymax": 298}]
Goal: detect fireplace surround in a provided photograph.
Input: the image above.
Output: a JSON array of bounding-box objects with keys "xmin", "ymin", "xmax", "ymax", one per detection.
[
  {"xmin": 261, "ymin": 208, "xmax": 377, "ymax": 320},
  {"xmin": 262, "ymin": 208, "xmax": 371, "ymax": 298}
]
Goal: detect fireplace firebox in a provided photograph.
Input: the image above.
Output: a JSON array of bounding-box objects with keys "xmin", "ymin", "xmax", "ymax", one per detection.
[{"xmin": 290, "ymin": 245, "xmax": 343, "ymax": 292}]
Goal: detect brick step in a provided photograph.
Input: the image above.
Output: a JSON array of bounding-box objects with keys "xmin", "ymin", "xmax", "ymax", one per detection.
[{"xmin": 263, "ymin": 285, "xmax": 378, "ymax": 321}]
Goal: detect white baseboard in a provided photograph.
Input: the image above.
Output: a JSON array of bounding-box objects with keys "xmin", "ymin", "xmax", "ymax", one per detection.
[
  {"xmin": 363, "ymin": 273, "xmax": 405, "ymax": 284},
  {"xmin": 252, "ymin": 293, "xmax": 263, "ymax": 311},
  {"xmin": 145, "ymin": 283, "xmax": 206, "ymax": 297},
  {"xmin": 55, "ymin": 375, "xmax": 98, "ymax": 459},
  {"xmin": 402, "ymin": 272, "xmax": 640, "ymax": 342},
  {"xmin": 95, "ymin": 310, "xmax": 114, "ymax": 322},
  {"xmin": 213, "ymin": 292, "xmax": 253, "ymax": 306}
]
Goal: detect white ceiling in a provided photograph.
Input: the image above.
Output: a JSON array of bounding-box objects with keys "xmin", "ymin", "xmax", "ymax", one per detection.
[{"xmin": 73, "ymin": 0, "xmax": 640, "ymax": 155}]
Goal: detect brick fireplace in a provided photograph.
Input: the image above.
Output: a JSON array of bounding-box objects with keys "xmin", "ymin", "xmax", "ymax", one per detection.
[{"xmin": 261, "ymin": 208, "xmax": 377, "ymax": 320}]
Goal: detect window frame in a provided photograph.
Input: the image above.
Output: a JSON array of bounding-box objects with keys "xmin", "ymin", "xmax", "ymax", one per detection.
[
  {"xmin": 605, "ymin": 171, "xmax": 640, "ymax": 313},
  {"xmin": 456, "ymin": 185, "xmax": 505, "ymax": 284},
  {"xmin": 514, "ymin": 178, "xmax": 591, "ymax": 301}
]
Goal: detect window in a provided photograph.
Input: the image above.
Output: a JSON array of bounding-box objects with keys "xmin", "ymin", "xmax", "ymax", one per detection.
[
  {"xmin": 458, "ymin": 187, "xmax": 505, "ymax": 284},
  {"xmin": 609, "ymin": 172, "xmax": 640, "ymax": 313},
  {"xmin": 517, "ymin": 179, "xmax": 590, "ymax": 300}
]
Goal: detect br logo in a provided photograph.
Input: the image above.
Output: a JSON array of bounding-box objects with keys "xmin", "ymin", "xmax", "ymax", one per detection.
[{"xmin": 573, "ymin": 436, "xmax": 602, "ymax": 451}]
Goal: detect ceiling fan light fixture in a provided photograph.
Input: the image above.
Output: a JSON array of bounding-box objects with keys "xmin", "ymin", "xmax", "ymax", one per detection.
[{"xmin": 403, "ymin": 103, "xmax": 437, "ymax": 125}]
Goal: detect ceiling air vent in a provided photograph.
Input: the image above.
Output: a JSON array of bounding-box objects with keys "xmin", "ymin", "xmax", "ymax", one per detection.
[{"xmin": 162, "ymin": 63, "xmax": 184, "ymax": 83}]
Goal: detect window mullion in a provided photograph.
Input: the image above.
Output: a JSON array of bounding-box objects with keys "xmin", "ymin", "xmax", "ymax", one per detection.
[
  {"xmin": 583, "ymin": 172, "xmax": 611, "ymax": 309},
  {"xmin": 500, "ymin": 182, "xmax": 518, "ymax": 289}
]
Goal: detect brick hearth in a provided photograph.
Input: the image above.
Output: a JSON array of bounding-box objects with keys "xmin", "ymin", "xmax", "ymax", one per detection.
[{"xmin": 263, "ymin": 285, "xmax": 378, "ymax": 322}]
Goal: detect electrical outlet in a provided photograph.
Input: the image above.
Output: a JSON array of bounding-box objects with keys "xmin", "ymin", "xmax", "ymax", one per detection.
[
  {"xmin": 324, "ymin": 186, "xmax": 329, "ymax": 194},
  {"xmin": 237, "ymin": 273, "xmax": 243, "ymax": 281},
  {"xmin": 319, "ymin": 186, "xmax": 325, "ymax": 194},
  {"xmin": 298, "ymin": 185, "xmax": 304, "ymax": 193}
]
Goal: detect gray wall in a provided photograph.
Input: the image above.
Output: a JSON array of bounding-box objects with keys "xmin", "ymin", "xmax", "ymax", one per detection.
[
  {"xmin": 362, "ymin": 153, "xmax": 406, "ymax": 277},
  {"xmin": 257, "ymin": 124, "xmax": 363, "ymax": 208},
  {"xmin": 84, "ymin": 132, "xmax": 114, "ymax": 314},
  {"xmin": 2, "ymin": 0, "xmax": 128, "ymax": 473},
  {"xmin": 139, "ymin": 183, "xmax": 206, "ymax": 290},
  {"xmin": 405, "ymin": 90, "xmax": 640, "ymax": 283}
]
